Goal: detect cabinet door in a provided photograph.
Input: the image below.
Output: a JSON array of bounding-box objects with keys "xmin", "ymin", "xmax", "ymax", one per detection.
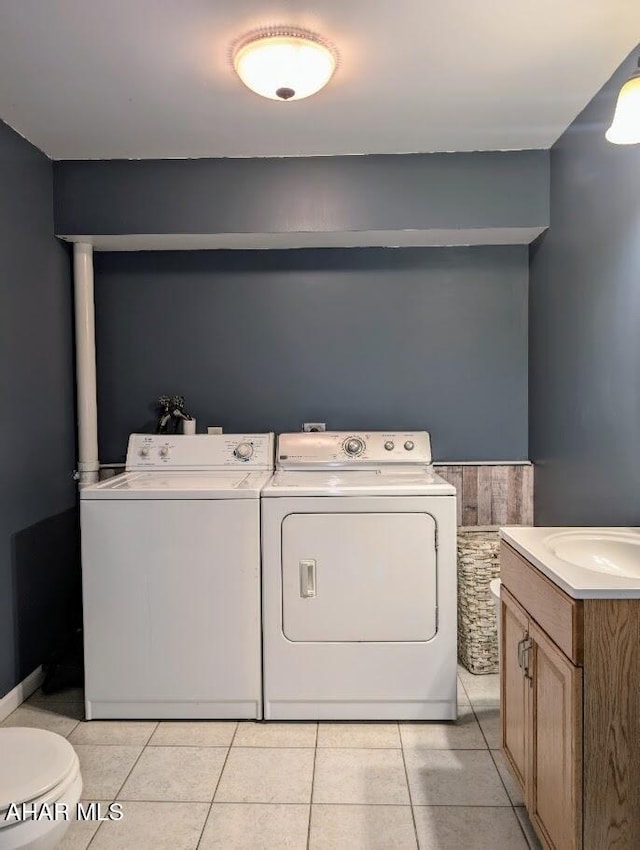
[
  {"xmin": 501, "ymin": 588, "xmax": 529, "ymax": 795},
  {"xmin": 529, "ymin": 621, "xmax": 583, "ymax": 850}
]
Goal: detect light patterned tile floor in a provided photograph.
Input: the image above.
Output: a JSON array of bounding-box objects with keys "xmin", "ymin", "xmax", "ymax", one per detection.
[{"xmin": 0, "ymin": 672, "xmax": 542, "ymax": 849}]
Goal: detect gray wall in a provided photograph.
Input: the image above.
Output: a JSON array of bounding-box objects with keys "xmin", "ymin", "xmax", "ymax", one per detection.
[
  {"xmin": 0, "ymin": 120, "xmax": 78, "ymax": 698},
  {"xmin": 53, "ymin": 150, "xmax": 549, "ymax": 237},
  {"xmin": 529, "ymin": 47, "xmax": 640, "ymax": 525},
  {"xmin": 94, "ymin": 245, "xmax": 529, "ymax": 463}
]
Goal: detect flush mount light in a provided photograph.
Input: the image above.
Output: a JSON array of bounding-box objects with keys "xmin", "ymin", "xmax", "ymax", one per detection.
[
  {"xmin": 606, "ymin": 57, "xmax": 640, "ymax": 145},
  {"xmin": 233, "ymin": 28, "xmax": 337, "ymax": 102}
]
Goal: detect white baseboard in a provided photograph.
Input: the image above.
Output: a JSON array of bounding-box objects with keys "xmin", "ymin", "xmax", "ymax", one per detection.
[{"xmin": 0, "ymin": 666, "xmax": 45, "ymax": 722}]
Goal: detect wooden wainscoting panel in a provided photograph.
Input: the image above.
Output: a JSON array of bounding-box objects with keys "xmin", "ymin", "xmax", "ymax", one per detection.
[
  {"xmin": 462, "ymin": 466, "xmax": 478, "ymax": 526},
  {"xmin": 440, "ymin": 465, "xmax": 463, "ymax": 526},
  {"xmin": 435, "ymin": 463, "xmax": 534, "ymax": 527},
  {"xmin": 477, "ymin": 466, "xmax": 493, "ymax": 525},
  {"xmin": 490, "ymin": 466, "xmax": 509, "ymax": 525},
  {"xmin": 583, "ymin": 599, "xmax": 640, "ymax": 850},
  {"xmin": 521, "ymin": 464, "xmax": 534, "ymax": 525},
  {"xmin": 507, "ymin": 465, "xmax": 524, "ymax": 524}
]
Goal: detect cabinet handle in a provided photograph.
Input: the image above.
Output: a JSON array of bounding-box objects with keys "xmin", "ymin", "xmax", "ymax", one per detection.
[
  {"xmin": 299, "ymin": 559, "xmax": 317, "ymax": 598},
  {"xmin": 517, "ymin": 636, "xmax": 527, "ymax": 669},
  {"xmin": 522, "ymin": 638, "xmax": 534, "ymax": 685}
]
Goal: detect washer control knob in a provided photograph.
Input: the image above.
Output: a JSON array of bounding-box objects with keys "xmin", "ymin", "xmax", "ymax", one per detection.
[
  {"xmin": 159, "ymin": 446, "xmax": 169, "ymax": 457},
  {"xmin": 344, "ymin": 437, "xmax": 365, "ymax": 456},
  {"xmin": 234, "ymin": 442, "xmax": 254, "ymax": 461},
  {"xmin": 384, "ymin": 441, "xmax": 395, "ymax": 451},
  {"xmin": 404, "ymin": 440, "xmax": 415, "ymax": 451},
  {"xmin": 139, "ymin": 446, "xmax": 150, "ymax": 457}
]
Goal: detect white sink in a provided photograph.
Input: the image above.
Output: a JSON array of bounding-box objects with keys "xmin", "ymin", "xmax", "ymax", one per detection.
[{"xmin": 544, "ymin": 530, "xmax": 640, "ymax": 578}]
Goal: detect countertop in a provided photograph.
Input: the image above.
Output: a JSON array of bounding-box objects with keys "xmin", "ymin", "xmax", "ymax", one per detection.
[{"xmin": 499, "ymin": 526, "xmax": 640, "ymax": 599}]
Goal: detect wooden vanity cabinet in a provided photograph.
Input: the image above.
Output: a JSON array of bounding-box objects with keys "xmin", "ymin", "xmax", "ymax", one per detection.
[
  {"xmin": 501, "ymin": 585, "xmax": 582, "ymax": 849},
  {"xmin": 501, "ymin": 541, "xmax": 640, "ymax": 850}
]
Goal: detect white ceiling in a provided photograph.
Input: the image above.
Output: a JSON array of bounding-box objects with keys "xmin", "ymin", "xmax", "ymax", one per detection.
[{"xmin": 0, "ymin": 0, "xmax": 638, "ymax": 160}]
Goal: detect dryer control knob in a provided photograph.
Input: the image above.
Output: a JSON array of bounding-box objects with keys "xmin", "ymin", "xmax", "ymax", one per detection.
[
  {"xmin": 139, "ymin": 447, "xmax": 150, "ymax": 457},
  {"xmin": 159, "ymin": 446, "xmax": 170, "ymax": 457},
  {"xmin": 384, "ymin": 441, "xmax": 395, "ymax": 451},
  {"xmin": 234, "ymin": 442, "xmax": 254, "ymax": 461},
  {"xmin": 404, "ymin": 440, "xmax": 415, "ymax": 451},
  {"xmin": 344, "ymin": 437, "xmax": 365, "ymax": 456}
]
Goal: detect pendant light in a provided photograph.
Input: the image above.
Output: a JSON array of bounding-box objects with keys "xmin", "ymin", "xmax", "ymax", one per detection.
[
  {"xmin": 606, "ymin": 58, "xmax": 640, "ymax": 145},
  {"xmin": 233, "ymin": 28, "xmax": 337, "ymax": 101}
]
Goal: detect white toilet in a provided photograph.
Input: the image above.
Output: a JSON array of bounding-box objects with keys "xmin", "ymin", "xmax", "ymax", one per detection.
[{"xmin": 0, "ymin": 728, "xmax": 82, "ymax": 850}]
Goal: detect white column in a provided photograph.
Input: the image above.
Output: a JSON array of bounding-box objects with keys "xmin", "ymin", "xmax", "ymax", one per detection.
[{"xmin": 73, "ymin": 242, "xmax": 99, "ymax": 486}]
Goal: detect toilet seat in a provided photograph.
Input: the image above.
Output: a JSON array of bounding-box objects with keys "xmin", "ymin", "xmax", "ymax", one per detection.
[{"xmin": 0, "ymin": 728, "xmax": 80, "ymax": 827}]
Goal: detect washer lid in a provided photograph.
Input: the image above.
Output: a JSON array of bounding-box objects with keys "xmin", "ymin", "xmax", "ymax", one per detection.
[
  {"xmin": 0, "ymin": 728, "xmax": 78, "ymax": 813},
  {"xmin": 81, "ymin": 470, "xmax": 273, "ymax": 500}
]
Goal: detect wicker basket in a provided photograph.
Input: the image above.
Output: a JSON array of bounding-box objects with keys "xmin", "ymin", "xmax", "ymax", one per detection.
[{"xmin": 457, "ymin": 528, "xmax": 500, "ymax": 674}]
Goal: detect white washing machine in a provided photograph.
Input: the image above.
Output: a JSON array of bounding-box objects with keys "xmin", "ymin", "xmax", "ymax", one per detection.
[
  {"xmin": 80, "ymin": 433, "xmax": 274, "ymax": 720},
  {"xmin": 261, "ymin": 431, "xmax": 457, "ymax": 721}
]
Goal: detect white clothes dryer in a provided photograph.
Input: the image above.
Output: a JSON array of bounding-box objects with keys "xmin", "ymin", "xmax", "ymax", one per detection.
[
  {"xmin": 80, "ymin": 433, "xmax": 274, "ymax": 720},
  {"xmin": 261, "ymin": 431, "xmax": 457, "ymax": 721}
]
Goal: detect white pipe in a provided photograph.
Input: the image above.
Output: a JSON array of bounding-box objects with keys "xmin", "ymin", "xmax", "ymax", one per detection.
[{"xmin": 73, "ymin": 242, "xmax": 99, "ymax": 486}]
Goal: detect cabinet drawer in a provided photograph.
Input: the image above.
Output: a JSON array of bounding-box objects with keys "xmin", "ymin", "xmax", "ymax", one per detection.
[{"xmin": 501, "ymin": 542, "xmax": 583, "ymax": 665}]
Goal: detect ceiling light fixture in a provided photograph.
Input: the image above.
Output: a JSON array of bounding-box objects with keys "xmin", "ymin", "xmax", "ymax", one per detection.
[
  {"xmin": 606, "ymin": 57, "xmax": 640, "ymax": 145},
  {"xmin": 233, "ymin": 28, "xmax": 337, "ymax": 102}
]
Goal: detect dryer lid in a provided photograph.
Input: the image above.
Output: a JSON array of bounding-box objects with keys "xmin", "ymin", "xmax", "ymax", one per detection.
[
  {"xmin": 0, "ymin": 728, "xmax": 78, "ymax": 814},
  {"xmin": 262, "ymin": 468, "xmax": 456, "ymax": 497}
]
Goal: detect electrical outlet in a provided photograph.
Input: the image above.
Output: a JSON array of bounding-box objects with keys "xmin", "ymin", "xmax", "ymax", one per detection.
[
  {"xmin": 303, "ymin": 422, "xmax": 326, "ymax": 432},
  {"xmin": 207, "ymin": 426, "xmax": 223, "ymax": 435}
]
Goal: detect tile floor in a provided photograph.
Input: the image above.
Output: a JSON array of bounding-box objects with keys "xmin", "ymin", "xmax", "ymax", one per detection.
[{"xmin": 1, "ymin": 668, "xmax": 542, "ymax": 849}]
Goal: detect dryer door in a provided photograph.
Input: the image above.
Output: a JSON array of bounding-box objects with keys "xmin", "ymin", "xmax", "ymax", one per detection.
[{"xmin": 281, "ymin": 512, "xmax": 437, "ymax": 642}]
